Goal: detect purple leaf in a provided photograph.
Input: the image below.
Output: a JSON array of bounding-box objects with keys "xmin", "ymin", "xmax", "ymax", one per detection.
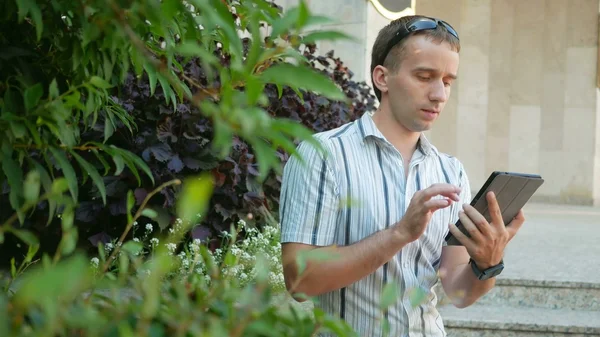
[
  {"xmin": 191, "ymin": 226, "xmax": 211, "ymax": 241},
  {"xmin": 88, "ymin": 232, "xmax": 112, "ymax": 247},
  {"xmin": 110, "ymin": 198, "xmax": 127, "ymax": 215},
  {"xmin": 167, "ymin": 155, "xmax": 184, "ymax": 173},
  {"xmin": 149, "ymin": 143, "xmax": 173, "ymax": 162},
  {"xmin": 134, "ymin": 188, "xmax": 148, "ymax": 205},
  {"xmin": 76, "ymin": 201, "xmax": 102, "ymax": 222}
]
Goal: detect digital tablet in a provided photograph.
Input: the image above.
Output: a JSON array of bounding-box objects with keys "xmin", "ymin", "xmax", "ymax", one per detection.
[{"xmin": 445, "ymin": 171, "xmax": 545, "ymax": 246}]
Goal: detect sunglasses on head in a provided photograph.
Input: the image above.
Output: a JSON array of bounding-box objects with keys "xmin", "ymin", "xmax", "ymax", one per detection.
[{"xmin": 380, "ymin": 16, "xmax": 459, "ymax": 66}]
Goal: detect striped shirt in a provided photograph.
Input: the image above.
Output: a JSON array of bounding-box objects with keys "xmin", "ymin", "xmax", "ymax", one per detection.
[{"xmin": 279, "ymin": 111, "xmax": 471, "ymax": 337}]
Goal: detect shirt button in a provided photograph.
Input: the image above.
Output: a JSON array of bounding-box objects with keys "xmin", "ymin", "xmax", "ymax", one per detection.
[{"xmin": 403, "ymin": 262, "xmax": 409, "ymax": 268}]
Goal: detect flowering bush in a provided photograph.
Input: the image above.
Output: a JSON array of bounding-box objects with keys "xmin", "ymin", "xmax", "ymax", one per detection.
[{"xmin": 91, "ymin": 218, "xmax": 286, "ymax": 293}]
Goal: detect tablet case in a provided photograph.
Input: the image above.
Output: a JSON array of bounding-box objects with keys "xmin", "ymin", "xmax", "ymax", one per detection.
[{"xmin": 445, "ymin": 171, "xmax": 545, "ymax": 246}]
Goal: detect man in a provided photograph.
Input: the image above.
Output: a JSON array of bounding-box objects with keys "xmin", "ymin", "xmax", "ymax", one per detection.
[{"xmin": 278, "ymin": 15, "xmax": 525, "ymax": 337}]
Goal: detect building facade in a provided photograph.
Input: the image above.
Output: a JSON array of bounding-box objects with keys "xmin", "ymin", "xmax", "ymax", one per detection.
[{"xmin": 278, "ymin": 0, "xmax": 600, "ymax": 206}]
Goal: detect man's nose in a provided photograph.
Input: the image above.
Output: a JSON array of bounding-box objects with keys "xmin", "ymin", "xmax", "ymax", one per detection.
[{"xmin": 429, "ymin": 81, "xmax": 448, "ymax": 103}]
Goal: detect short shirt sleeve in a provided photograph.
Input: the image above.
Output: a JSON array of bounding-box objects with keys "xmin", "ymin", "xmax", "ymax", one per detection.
[{"xmin": 279, "ymin": 139, "xmax": 339, "ymax": 247}]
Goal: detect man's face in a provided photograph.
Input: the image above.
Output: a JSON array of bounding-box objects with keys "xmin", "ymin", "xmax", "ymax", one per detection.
[{"xmin": 383, "ymin": 35, "xmax": 459, "ymax": 133}]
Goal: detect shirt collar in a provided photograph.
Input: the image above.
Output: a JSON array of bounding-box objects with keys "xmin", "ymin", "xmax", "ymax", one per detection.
[{"xmin": 357, "ymin": 111, "xmax": 437, "ymax": 157}]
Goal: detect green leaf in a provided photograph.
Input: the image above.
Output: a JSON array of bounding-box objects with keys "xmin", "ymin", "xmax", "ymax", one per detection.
[
  {"xmin": 70, "ymin": 151, "xmax": 107, "ymax": 205},
  {"xmin": 112, "ymin": 153, "xmax": 125, "ymax": 176},
  {"xmin": 141, "ymin": 208, "xmax": 157, "ymax": 219},
  {"xmin": 245, "ymin": 75, "xmax": 266, "ymax": 106},
  {"xmin": 13, "ymin": 254, "xmax": 93, "ymax": 309},
  {"xmin": 408, "ymin": 286, "xmax": 428, "ymax": 308},
  {"xmin": 60, "ymin": 228, "xmax": 78, "ymax": 255},
  {"xmin": 2, "ymin": 148, "xmax": 24, "ymax": 222},
  {"xmin": 32, "ymin": 162, "xmax": 55, "ymax": 225},
  {"xmin": 295, "ymin": 248, "xmax": 342, "ymax": 276},
  {"xmin": 61, "ymin": 206, "xmax": 74, "ymax": 230},
  {"xmin": 161, "ymin": 0, "xmax": 182, "ymax": 20},
  {"xmin": 175, "ymin": 42, "xmax": 219, "ymax": 65},
  {"xmin": 176, "ymin": 173, "xmax": 214, "ymax": 226},
  {"xmin": 249, "ymin": 138, "xmax": 276, "ymax": 182},
  {"xmin": 244, "ymin": 10, "xmax": 263, "ymax": 74},
  {"xmin": 144, "ymin": 64, "xmax": 158, "ymax": 96},
  {"xmin": 25, "ymin": 242, "xmax": 40, "ymax": 263},
  {"xmin": 9, "ymin": 122, "xmax": 27, "ymax": 139},
  {"xmin": 49, "ymin": 147, "xmax": 78, "ymax": 201},
  {"xmin": 49, "ymin": 79, "xmax": 59, "ymax": 99},
  {"xmin": 259, "ymin": 63, "xmax": 346, "ymax": 101},
  {"xmin": 0, "ymin": 294, "xmax": 8, "ymax": 332},
  {"xmin": 23, "ymin": 170, "xmax": 41, "ymax": 204},
  {"xmin": 16, "ymin": 0, "xmax": 43, "ymax": 40},
  {"xmin": 126, "ymin": 190, "xmax": 135, "ymax": 225},
  {"xmin": 91, "ymin": 149, "xmax": 110, "ymax": 175},
  {"xmin": 270, "ymin": 6, "xmax": 299, "ymax": 39},
  {"xmin": 23, "ymin": 83, "xmax": 43, "ymax": 112},
  {"xmin": 116, "ymin": 148, "xmax": 155, "ymax": 185},
  {"xmin": 51, "ymin": 177, "xmax": 69, "ymax": 195},
  {"xmin": 297, "ymin": 0, "xmax": 309, "ymax": 28},
  {"xmin": 379, "ymin": 283, "xmax": 400, "ymax": 310},
  {"xmin": 302, "ymin": 30, "xmax": 356, "ymax": 44},
  {"xmin": 90, "ymin": 76, "xmax": 112, "ymax": 89},
  {"xmin": 122, "ymin": 241, "xmax": 143, "ymax": 256},
  {"xmin": 104, "ymin": 111, "xmax": 115, "ymax": 142},
  {"xmin": 23, "ymin": 120, "xmax": 42, "ymax": 145},
  {"xmin": 10, "ymin": 229, "xmax": 39, "ymax": 247},
  {"xmin": 304, "ymin": 14, "xmax": 336, "ymax": 27},
  {"xmin": 10, "ymin": 258, "xmax": 16, "ymax": 278}
]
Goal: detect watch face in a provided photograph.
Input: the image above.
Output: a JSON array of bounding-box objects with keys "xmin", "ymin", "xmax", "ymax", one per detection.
[{"xmin": 482, "ymin": 264, "xmax": 504, "ymax": 280}]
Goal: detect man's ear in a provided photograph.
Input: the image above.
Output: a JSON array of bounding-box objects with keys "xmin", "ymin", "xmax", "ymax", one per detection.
[{"xmin": 372, "ymin": 65, "xmax": 389, "ymax": 97}]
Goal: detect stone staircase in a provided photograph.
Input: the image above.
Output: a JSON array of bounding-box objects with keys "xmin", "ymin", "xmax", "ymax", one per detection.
[{"xmin": 437, "ymin": 203, "xmax": 600, "ymax": 337}]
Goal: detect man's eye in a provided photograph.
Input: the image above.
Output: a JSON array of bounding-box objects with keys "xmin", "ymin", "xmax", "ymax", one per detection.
[{"xmin": 418, "ymin": 75, "xmax": 430, "ymax": 81}]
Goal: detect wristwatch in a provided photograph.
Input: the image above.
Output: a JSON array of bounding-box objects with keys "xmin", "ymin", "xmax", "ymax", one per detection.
[{"xmin": 469, "ymin": 258, "xmax": 504, "ymax": 280}]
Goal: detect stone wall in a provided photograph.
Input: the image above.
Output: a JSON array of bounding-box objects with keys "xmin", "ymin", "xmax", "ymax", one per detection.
[{"xmin": 278, "ymin": 0, "xmax": 600, "ymax": 205}]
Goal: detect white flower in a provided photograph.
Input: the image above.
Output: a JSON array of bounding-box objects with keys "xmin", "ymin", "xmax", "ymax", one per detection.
[
  {"xmin": 105, "ymin": 243, "xmax": 113, "ymax": 252},
  {"xmin": 133, "ymin": 238, "xmax": 140, "ymax": 242},
  {"xmin": 150, "ymin": 238, "xmax": 159, "ymax": 246},
  {"xmin": 166, "ymin": 243, "xmax": 177, "ymax": 254},
  {"xmin": 146, "ymin": 224, "xmax": 153, "ymax": 232},
  {"xmin": 90, "ymin": 257, "xmax": 99, "ymax": 268}
]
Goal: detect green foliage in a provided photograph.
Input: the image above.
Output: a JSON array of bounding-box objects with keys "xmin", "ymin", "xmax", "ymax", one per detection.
[{"xmin": 0, "ymin": 0, "xmax": 382, "ymax": 336}]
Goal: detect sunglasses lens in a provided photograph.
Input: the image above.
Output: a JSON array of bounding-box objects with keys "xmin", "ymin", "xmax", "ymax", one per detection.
[
  {"xmin": 440, "ymin": 20, "xmax": 459, "ymax": 39},
  {"xmin": 407, "ymin": 19, "xmax": 438, "ymax": 32}
]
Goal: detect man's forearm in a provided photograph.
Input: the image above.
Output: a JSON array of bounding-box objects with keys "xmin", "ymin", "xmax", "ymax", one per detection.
[
  {"xmin": 284, "ymin": 227, "xmax": 410, "ymax": 299},
  {"xmin": 441, "ymin": 262, "xmax": 495, "ymax": 308}
]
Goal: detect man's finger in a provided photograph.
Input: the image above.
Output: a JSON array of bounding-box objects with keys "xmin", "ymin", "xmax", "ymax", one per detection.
[
  {"xmin": 424, "ymin": 198, "xmax": 453, "ymax": 212},
  {"xmin": 486, "ymin": 191, "xmax": 505, "ymax": 229},
  {"xmin": 422, "ymin": 184, "xmax": 462, "ymax": 201},
  {"xmin": 458, "ymin": 210, "xmax": 484, "ymax": 242},
  {"xmin": 462, "ymin": 203, "xmax": 491, "ymax": 236},
  {"xmin": 505, "ymin": 209, "xmax": 525, "ymax": 239},
  {"xmin": 448, "ymin": 222, "xmax": 474, "ymax": 248}
]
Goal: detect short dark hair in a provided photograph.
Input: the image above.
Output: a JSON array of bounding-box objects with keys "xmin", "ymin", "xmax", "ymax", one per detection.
[{"xmin": 370, "ymin": 15, "xmax": 461, "ymax": 101}]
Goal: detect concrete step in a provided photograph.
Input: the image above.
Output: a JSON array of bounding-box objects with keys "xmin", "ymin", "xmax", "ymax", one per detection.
[
  {"xmin": 475, "ymin": 278, "xmax": 600, "ymax": 311},
  {"xmin": 439, "ymin": 303, "xmax": 600, "ymax": 337}
]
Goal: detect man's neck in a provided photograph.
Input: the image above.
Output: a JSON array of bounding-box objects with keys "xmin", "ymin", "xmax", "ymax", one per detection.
[{"xmin": 371, "ymin": 108, "xmax": 421, "ymax": 163}]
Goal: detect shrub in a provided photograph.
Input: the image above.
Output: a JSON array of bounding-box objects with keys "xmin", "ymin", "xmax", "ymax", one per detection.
[
  {"xmin": 0, "ymin": 0, "xmax": 395, "ymax": 336},
  {"xmin": 0, "ymin": 0, "xmax": 376, "ymax": 264}
]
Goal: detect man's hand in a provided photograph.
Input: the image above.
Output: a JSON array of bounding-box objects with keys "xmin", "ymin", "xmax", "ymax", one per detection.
[
  {"xmin": 393, "ymin": 183, "xmax": 462, "ymax": 243},
  {"xmin": 448, "ymin": 191, "xmax": 525, "ymax": 269}
]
